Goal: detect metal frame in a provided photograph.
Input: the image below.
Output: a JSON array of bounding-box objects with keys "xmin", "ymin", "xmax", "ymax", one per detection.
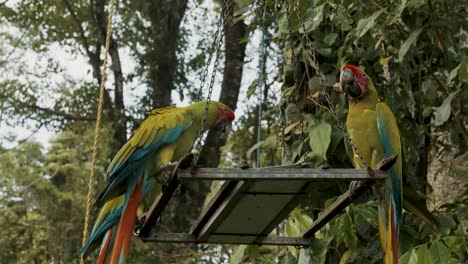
[{"xmin": 137, "ymin": 157, "xmax": 390, "ymax": 246}]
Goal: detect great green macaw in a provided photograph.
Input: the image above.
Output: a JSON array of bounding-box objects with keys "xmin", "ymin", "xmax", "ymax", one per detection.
[
  {"xmin": 336, "ymin": 65, "xmax": 438, "ymax": 264},
  {"xmin": 79, "ymin": 100, "xmax": 235, "ymax": 264}
]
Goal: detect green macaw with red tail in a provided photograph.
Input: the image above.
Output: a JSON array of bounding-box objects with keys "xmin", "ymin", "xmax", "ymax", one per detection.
[
  {"xmin": 336, "ymin": 65, "xmax": 438, "ymax": 264},
  {"xmin": 79, "ymin": 100, "xmax": 235, "ymax": 264}
]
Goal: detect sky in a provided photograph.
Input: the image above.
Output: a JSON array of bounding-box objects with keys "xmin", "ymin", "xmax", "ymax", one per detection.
[{"xmin": 0, "ymin": 0, "xmax": 280, "ymax": 151}]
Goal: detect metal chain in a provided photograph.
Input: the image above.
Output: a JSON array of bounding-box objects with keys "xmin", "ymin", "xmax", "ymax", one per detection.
[
  {"xmin": 191, "ymin": 0, "xmax": 233, "ymax": 167},
  {"xmin": 80, "ymin": 0, "xmax": 116, "ymax": 263},
  {"xmin": 289, "ymin": 0, "xmax": 369, "ymax": 169},
  {"xmin": 195, "ymin": 3, "xmax": 224, "ymax": 102}
]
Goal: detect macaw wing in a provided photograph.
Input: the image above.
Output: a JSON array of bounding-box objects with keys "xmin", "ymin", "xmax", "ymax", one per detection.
[
  {"xmin": 376, "ymin": 102, "xmax": 403, "ymax": 227},
  {"xmin": 97, "ymin": 106, "xmax": 192, "ymax": 205}
]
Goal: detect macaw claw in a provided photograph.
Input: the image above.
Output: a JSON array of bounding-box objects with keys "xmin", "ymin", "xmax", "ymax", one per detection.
[
  {"xmin": 162, "ymin": 172, "xmax": 171, "ymax": 192},
  {"xmin": 134, "ymin": 213, "xmax": 147, "ymax": 235},
  {"xmin": 348, "ymin": 180, "xmax": 373, "ymax": 198},
  {"xmin": 160, "ymin": 162, "xmax": 178, "ymax": 172},
  {"xmin": 375, "ymin": 154, "xmax": 398, "ymax": 171}
]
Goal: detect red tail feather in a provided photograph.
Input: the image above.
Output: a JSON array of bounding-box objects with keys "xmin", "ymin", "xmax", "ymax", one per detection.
[
  {"xmin": 390, "ymin": 203, "xmax": 398, "ymax": 264},
  {"xmin": 109, "ymin": 183, "xmax": 143, "ymax": 264},
  {"xmin": 97, "ymin": 228, "xmax": 113, "ymax": 264}
]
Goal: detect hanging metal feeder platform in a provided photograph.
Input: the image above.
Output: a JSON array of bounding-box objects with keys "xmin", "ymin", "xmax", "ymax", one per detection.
[{"xmin": 137, "ymin": 154, "xmax": 395, "ymax": 246}]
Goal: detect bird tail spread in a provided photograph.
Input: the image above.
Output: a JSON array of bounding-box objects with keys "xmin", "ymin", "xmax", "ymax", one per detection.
[
  {"xmin": 378, "ymin": 201, "xmax": 399, "ymax": 264},
  {"xmin": 403, "ymin": 188, "xmax": 439, "ymax": 228},
  {"xmin": 108, "ymin": 182, "xmax": 143, "ymax": 264}
]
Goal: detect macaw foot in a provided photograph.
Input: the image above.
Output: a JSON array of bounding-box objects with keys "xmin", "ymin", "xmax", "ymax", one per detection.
[
  {"xmin": 349, "ymin": 180, "xmax": 373, "ymax": 198},
  {"xmin": 162, "ymin": 172, "xmax": 171, "ymax": 192},
  {"xmin": 367, "ymin": 167, "xmax": 375, "ymax": 177},
  {"xmin": 237, "ymin": 161, "xmax": 250, "ymax": 169},
  {"xmin": 375, "ymin": 154, "xmax": 398, "ymax": 171},
  {"xmin": 319, "ymin": 161, "xmax": 330, "ymax": 170},
  {"xmin": 135, "ymin": 213, "xmax": 147, "ymax": 235},
  {"xmin": 349, "ymin": 181, "xmax": 361, "ymax": 197},
  {"xmin": 161, "ymin": 162, "xmax": 178, "ymax": 172}
]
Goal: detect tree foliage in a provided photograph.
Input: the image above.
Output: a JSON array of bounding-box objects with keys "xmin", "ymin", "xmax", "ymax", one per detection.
[{"xmin": 0, "ymin": 0, "xmax": 466, "ymax": 263}]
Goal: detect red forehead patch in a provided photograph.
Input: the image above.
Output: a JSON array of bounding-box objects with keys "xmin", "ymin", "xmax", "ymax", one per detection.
[
  {"xmin": 341, "ymin": 64, "xmax": 363, "ymax": 75},
  {"xmin": 225, "ymin": 108, "xmax": 235, "ymax": 121}
]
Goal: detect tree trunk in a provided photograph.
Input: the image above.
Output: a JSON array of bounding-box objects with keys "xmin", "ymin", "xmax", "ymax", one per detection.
[
  {"xmin": 146, "ymin": 0, "xmax": 188, "ymax": 109},
  {"xmin": 198, "ymin": 3, "xmax": 247, "ymax": 167}
]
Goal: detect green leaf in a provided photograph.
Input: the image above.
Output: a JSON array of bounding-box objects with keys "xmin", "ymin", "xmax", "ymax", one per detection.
[
  {"xmin": 355, "ymin": 10, "xmax": 384, "ymax": 39},
  {"xmin": 339, "ymin": 250, "xmax": 353, "ymax": 264},
  {"xmin": 416, "ymin": 244, "xmax": 432, "ymax": 264},
  {"xmin": 229, "ymin": 245, "xmax": 247, "ymax": 264},
  {"xmin": 286, "ymin": 220, "xmax": 301, "ymax": 236},
  {"xmin": 308, "ymin": 122, "xmax": 332, "ymax": 160},
  {"xmin": 457, "ymin": 56, "xmax": 468, "ymax": 83},
  {"xmin": 304, "ymin": 4, "xmax": 325, "ymax": 31},
  {"xmin": 429, "ymin": 241, "xmax": 450, "ymax": 264},
  {"xmin": 434, "ymin": 91, "xmax": 456, "ymax": 126},
  {"xmin": 298, "ymin": 248, "xmax": 312, "ymax": 264},
  {"xmin": 309, "ymin": 238, "xmax": 330, "ymax": 264},
  {"xmin": 398, "ymin": 28, "xmax": 423, "ymax": 61},
  {"xmin": 447, "ymin": 64, "xmax": 460, "ymax": 85},
  {"xmin": 323, "ymin": 33, "xmax": 338, "ymax": 46},
  {"xmin": 297, "ymin": 213, "xmax": 313, "ymax": 229},
  {"xmin": 285, "ymin": 252, "xmax": 298, "ymax": 264},
  {"xmin": 247, "ymin": 78, "xmax": 259, "ymax": 99},
  {"xmin": 399, "ymin": 248, "xmax": 418, "ymax": 264}
]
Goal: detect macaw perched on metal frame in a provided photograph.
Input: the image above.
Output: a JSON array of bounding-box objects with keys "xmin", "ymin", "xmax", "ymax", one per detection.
[
  {"xmin": 79, "ymin": 100, "xmax": 235, "ymax": 264},
  {"xmin": 336, "ymin": 65, "xmax": 438, "ymax": 264}
]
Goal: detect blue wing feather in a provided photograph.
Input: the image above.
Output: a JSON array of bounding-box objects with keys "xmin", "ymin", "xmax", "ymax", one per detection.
[
  {"xmin": 376, "ymin": 102, "xmax": 403, "ymax": 230},
  {"xmin": 97, "ymin": 122, "xmax": 190, "ymax": 206},
  {"xmin": 79, "ymin": 178, "xmax": 156, "ymax": 257}
]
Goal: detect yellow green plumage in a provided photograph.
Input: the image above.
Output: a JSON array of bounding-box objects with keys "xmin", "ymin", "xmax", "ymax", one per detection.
[
  {"xmin": 79, "ymin": 101, "xmax": 235, "ymax": 264},
  {"xmin": 338, "ymin": 65, "xmax": 438, "ymax": 264}
]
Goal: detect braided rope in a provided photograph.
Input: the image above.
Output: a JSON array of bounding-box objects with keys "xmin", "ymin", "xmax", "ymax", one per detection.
[{"xmin": 80, "ymin": 0, "xmax": 116, "ymax": 263}]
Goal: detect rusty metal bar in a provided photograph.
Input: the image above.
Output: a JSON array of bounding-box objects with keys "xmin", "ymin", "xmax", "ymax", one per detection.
[
  {"xmin": 179, "ymin": 168, "xmax": 387, "ymax": 181},
  {"xmin": 301, "ymin": 181, "xmax": 373, "ymax": 238},
  {"xmin": 142, "ymin": 233, "xmax": 310, "ymax": 246},
  {"xmin": 301, "ymin": 154, "xmax": 397, "ymax": 238}
]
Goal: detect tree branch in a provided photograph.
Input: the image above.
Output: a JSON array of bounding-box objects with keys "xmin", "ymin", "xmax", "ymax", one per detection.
[
  {"xmin": 0, "ymin": 124, "xmax": 44, "ymax": 155},
  {"xmin": 61, "ymin": 0, "xmax": 93, "ymax": 59}
]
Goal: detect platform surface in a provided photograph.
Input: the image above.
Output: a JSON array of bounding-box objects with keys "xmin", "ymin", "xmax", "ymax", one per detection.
[{"xmin": 139, "ymin": 166, "xmax": 387, "ymax": 245}]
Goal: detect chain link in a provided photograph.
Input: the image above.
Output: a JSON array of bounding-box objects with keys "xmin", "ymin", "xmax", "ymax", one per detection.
[
  {"xmin": 191, "ymin": 0, "xmax": 233, "ymax": 167},
  {"xmin": 288, "ymin": 0, "xmax": 369, "ymax": 169}
]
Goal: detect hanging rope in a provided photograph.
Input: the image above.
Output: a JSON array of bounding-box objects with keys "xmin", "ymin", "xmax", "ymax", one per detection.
[{"xmin": 80, "ymin": 0, "xmax": 116, "ymax": 263}]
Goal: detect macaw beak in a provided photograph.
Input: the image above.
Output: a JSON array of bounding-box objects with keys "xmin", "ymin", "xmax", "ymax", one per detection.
[
  {"xmin": 333, "ymin": 82, "xmax": 343, "ymax": 93},
  {"xmin": 213, "ymin": 120, "xmax": 232, "ymax": 140},
  {"xmin": 333, "ymin": 69, "xmax": 354, "ymax": 94},
  {"xmin": 338, "ymin": 69, "xmax": 363, "ymax": 99},
  {"xmin": 340, "ymin": 69, "xmax": 355, "ymax": 89}
]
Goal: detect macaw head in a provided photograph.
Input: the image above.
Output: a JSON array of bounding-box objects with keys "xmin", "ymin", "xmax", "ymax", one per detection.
[
  {"xmin": 192, "ymin": 100, "xmax": 235, "ymax": 139},
  {"xmin": 334, "ymin": 65, "xmax": 374, "ymax": 100}
]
